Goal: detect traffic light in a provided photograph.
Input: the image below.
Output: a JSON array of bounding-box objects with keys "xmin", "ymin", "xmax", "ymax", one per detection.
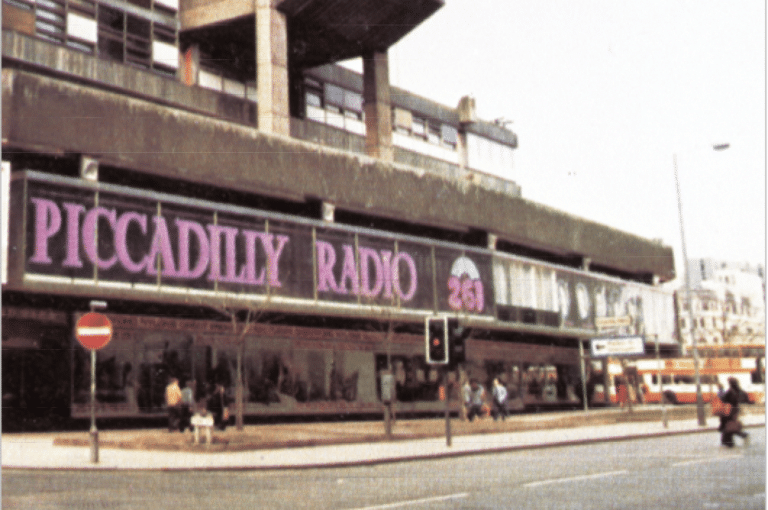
[
  {"xmin": 447, "ymin": 318, "xmax": 469, "ymax": 367},
  {"xmin": 425, "ymin": 316, "xmax": 448, "ymax": 364}
]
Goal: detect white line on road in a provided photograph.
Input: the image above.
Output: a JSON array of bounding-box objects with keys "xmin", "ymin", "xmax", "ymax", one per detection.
[
  {"xmin": 348, "ymin": 492, "xmax": 469, "ymax": 510},
  {"xmin": 523, "ymin": 470, "xmax": 629, "ymax": 488},
  {"xmin": 673, "ymin": 455, "xmax": 742, "ymax": 467}
]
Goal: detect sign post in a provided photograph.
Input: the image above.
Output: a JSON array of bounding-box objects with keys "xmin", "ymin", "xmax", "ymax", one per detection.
[{"xmin": 75, "ymin": 304, "xmax": 111, "ymax": 464}]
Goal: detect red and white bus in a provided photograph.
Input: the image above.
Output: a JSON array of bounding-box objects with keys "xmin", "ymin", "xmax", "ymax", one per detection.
[
  {"xmin": 634, "ymin": 357, "xmax": 765, "ymax": 405},
  {"xmin": 591, "ymin": 355, "xmax": 765, "ymax": 406}
]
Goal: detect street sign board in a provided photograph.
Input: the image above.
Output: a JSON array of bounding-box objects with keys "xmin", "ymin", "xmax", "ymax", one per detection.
[
  {"xmin": 590, "ymin": 335, "xmax": 644, "ymax": 358},
  {"xmin": 75, "ymin": 312, "xmax": 113, "ymax": 350}
]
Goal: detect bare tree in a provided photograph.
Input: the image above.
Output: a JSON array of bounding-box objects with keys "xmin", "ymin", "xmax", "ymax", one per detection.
[{"xmin": 210, "ymin": 294, "xmax": 275, "ymax": 431}]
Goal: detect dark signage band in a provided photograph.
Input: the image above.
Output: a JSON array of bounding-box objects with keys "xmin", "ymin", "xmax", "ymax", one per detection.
[{"xmin": 19, "ymin": 174, "xmax": 492, "ymax": 316}]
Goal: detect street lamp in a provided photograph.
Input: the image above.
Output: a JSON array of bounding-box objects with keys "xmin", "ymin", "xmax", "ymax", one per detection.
[{"xmin": 673, "ymin": 144, "xmax": 729, "ymax": 427}]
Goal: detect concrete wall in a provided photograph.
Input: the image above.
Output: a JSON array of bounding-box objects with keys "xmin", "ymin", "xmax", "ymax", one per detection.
[{"xmin": 2, "ymin": 68, "xmax": 675, "ymax": 281}]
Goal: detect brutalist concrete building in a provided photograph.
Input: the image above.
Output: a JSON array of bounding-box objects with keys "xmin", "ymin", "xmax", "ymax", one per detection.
[{"xmin": 2, "ymin": 0, "xmax": 677, "ymax": 426}]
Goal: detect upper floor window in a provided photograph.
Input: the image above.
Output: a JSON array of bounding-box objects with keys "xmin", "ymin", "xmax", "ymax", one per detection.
[{"xmin": 3, "ymin": 0, "xmax": 178, "ymax": 76}]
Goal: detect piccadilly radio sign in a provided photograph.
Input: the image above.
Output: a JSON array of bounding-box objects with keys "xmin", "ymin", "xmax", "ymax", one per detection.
[{"xmin": 18, "ymin": 175, "xmax": 492, "ymax": 315}]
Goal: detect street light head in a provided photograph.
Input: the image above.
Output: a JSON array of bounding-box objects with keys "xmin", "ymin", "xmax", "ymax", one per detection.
[{"xmin": 712, "ymin": 143, "xmax": 730, "ymax": 151}]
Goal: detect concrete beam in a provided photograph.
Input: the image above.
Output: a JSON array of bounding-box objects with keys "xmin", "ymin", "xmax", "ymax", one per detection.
[{"xmin": 179, "ymin": 0, "xmax": 255, "ymax": 31}]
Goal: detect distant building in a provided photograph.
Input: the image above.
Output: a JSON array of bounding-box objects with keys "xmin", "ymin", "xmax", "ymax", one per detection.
[{"xmin": 678, "ymin": 259, "xmax": 766, "ymax": 348}]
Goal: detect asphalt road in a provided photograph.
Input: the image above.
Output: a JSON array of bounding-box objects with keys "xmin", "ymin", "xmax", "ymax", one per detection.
[{"xmin": 3, "ymin": 429, "xmax": 764, "ymax": 510}]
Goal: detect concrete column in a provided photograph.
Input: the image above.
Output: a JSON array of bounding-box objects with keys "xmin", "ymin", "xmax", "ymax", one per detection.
[
  {"xmin": 457, "ymin": 95, "xmax": 475, "ymax": 171},
  {"xmin": 256, "ymin": 0, "xmax": 290, "ymax": 136},
  {"xmin": 363, "ymin": 51, "xmax": 393, "ymax": 162}
]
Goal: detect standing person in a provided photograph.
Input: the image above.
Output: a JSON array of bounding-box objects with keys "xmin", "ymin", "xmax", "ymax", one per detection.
[
  {"xmin": 180, "ymin": 379, "xmax": 196, "ymax": 432},
  {"xmin": 491, "ymin": 378, "xmax": 509, "ymax": 421},
  {"xmin": 462, "ymin": 380, "xmax": 472, "ymax": 421},
  {"xmin": 207, "ymin": 384, "xmax": 230, "ymax": 431},
  {"xmin": 720, "ymin": 377, "xmax": 749, "ymax": 448},
  {"xmin": 466, "ymin": 380, "xmax": 485, "ymax": 422},
  {"xmin": 616, "ymin": 376, "xmax": 629, "ymax": 409},
  {"xmin": 164, "ymin": 377, "xmax": 182, "ymax": 432}
]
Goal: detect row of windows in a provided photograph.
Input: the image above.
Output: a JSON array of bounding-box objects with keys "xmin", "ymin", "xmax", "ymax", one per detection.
[
  {"xmin": 304, "ymin": 78, "xmax": 459, "ymax": 151},
  {"xmin": 649, "ymin": 374, "xmax": 720, "ymax": 385},
  {"xmin": 4, "ymin": 0, "xmax": 178, "ymax": 75}
]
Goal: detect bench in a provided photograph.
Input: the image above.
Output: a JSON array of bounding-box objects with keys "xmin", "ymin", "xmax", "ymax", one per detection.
[{"xmin": 190, "ymin": 414, "xmax": 214, "ymax": 444}]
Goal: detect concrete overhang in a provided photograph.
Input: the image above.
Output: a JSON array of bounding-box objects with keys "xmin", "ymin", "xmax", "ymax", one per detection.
[
  {"xmin": 180, "ymin": 0, "xmax": 444, "ymax": 72},
  {"xmin": 1, "ymin": 69, "xmax": 676, "ymax": 282},
  {"xmin": 278, "ymin": 0, "xmax": 444, "ymax": 68}
]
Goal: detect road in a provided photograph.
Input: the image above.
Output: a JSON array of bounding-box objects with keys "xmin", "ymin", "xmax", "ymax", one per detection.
[{"xmin": 3, "ymin": 429, "xmax": 764, "ymax": 510}]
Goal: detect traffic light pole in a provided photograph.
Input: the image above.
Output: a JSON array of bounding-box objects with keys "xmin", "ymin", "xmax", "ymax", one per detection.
[{"xmin": 443, "ymin": 367, "xmax": 452, "ymax": 447}]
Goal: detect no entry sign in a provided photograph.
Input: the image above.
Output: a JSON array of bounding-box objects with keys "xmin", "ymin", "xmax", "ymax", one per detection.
[{"xmin": 75, "ymin": 312, "xmax": 113, "ymax": 350}]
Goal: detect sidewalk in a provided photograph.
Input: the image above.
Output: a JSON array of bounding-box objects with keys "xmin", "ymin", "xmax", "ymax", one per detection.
[{"xmin": 2, "ymin": 406, "xmax": 764, "ymax": 471}]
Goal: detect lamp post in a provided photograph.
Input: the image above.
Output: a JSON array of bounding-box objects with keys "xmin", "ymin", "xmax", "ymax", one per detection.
[{"xmin": 673, "ymin": 144, "xmax": 729, "ymax": 427}]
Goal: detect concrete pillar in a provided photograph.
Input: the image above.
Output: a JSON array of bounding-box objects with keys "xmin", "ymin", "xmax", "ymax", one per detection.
[
  {"xmin": 363, "ymin": 51, "xmax": 393, "ymax": 162},
  {"xmin": 457, "ymin": 95, "xmax": 475, "ymax": 171},
  {"xmin": 256, "ymin": 0, "xmax": 290, "ymax": 136}
]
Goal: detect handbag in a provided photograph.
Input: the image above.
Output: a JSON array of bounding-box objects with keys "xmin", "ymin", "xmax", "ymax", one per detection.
[
  {"xmin": 711, "ymin": 398, "xmax": 732, "ymax": 417},
  {"xmin": 723, "ymin": 419, "xmax": 742, "ymax": 433}
]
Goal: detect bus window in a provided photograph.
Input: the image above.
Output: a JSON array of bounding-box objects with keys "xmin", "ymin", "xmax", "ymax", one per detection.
[
  {"xmin": 673, "ymin": 375, "xmax": 695, "ymax": 384},
  {"xmin": 651, "ymin": 375, "xmax": 673, "ymax": 385}
]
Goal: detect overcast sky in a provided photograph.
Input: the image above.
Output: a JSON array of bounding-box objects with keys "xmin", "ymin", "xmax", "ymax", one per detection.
[{"xmin": 344, "ymin": 1, "xmax": 766, "ymax": 280}]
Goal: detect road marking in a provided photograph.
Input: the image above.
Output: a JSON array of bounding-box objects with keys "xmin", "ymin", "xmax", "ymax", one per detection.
[
  {"xmin": 523, "ymin": 470, "xmax": 629, "ymax": 488},
  {"xmin": 673, "ymin": 455, "xmax": 742, "ymax": 467},
  {"xmin": 348, "ymin": 492, "xmax": 469, "ymax": 509}
]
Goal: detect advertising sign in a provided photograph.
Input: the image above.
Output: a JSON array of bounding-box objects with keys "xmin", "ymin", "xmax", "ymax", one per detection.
[{"xmin": 16, "ymin": 173, "xmax": 494, "ymax": 317}]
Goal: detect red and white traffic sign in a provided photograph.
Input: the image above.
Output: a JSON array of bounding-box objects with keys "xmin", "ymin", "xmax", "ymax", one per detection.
[{"xmin": 75, "ymin": 312, "xmax": 113, "ymax": 350}]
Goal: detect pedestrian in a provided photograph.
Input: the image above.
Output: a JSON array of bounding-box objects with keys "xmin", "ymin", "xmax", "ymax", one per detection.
[
  {"xmin": 616, "ymin": 376, "xmax": 629, "ymax": 408},
  {"xmin": 491, "ymin": 378, "xmax": 509, "ymax": 421},
  {"xmin": 180, "ymin": 379, "xmax": 195, "ymax": 432},
  {"xmin": 207, "ymin": 384, "xmax": 230, "ymax": 431},
  {"xmin": 466, "ymin": 379, "xmax": 485, "ymax": 422},
  {"xmin": 164, "ymin": 377, "xmax": 182, "ymax": 432},
  {"xmin": 462, "ymin": 379, "xmax": 472, "ymax": 421},
  {"xmin": 719, "ymin": 377, "xmax": 749, "ymax": 448}
]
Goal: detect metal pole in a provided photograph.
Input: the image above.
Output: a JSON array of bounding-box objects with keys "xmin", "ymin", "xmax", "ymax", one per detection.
[
  {"xmin": 655, "ymin": 335, "xmax": 668, "ymax": 428},
  {"xmin": 578, "ymin": 340, "xmax": 589, "ymax": 411},
  {"xmin": 444, "ymin": 368, "xmax": 452, "ymax": 447},
  {"xmin": 673, "ymin": 154, "xmax": 706, "ymax": 426},
  {"xmin": 89, "ymin": 348, "xmax": 99, "ymax": 463}
]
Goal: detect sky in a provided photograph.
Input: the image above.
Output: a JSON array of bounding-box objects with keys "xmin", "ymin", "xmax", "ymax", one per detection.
[{"xmin": 343, "ymin": 1, "xmax": 766, "ymax": 281}]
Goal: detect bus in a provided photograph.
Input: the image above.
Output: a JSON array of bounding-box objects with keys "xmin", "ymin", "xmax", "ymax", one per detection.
[{"xmin": 634, "ymin": 357, "xmax": 765, "ymax": 405}]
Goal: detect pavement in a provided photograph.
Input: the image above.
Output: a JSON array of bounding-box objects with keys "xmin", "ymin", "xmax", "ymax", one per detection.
[{"xmin": 2, "ymin": 405, "xmax": 764, "ymax": 471}]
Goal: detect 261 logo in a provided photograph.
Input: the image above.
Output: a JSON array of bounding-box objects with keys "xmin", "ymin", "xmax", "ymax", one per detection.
[{"xmin": 447, "ymin": 256, "xmax": 484, "ymax": 313}]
